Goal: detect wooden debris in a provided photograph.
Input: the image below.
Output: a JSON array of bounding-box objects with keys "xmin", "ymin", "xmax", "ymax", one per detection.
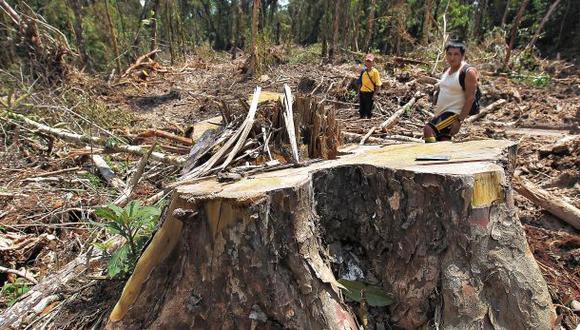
[
  {"xmin": 113, "ymin": 143, "xmax": 156, "ymax": 207},
  {"xmin": 91, "ymin": 155, "xmax": 126, "ymax": 191},
  {"xmin": 0, "ymin": 266, "xmax": 38, "ymax": 284},
  {"xmin": 282, "ymin": 84, "xmax": 299, "ymax": 164},
  {"xmin": 360, "ymin": 92, "xmax": 422, "ymax": 145},
  {"xmin": 7, "ymin": 112, "xmax": 184, "ymax": 165},
  {"xmin": 137, "ymin": 129, "xmax": 193, "ymax": 146},
  {"xmin": 514, "ymin": 176, "xmax": 580, "ymax": 230},
  {"xmin": 466, "ymin": 99, "xmax": 508, "ymax": 123}
]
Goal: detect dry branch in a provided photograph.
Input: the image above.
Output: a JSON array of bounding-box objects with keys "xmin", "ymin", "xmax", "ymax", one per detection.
[
  {"xmin": 91, "ymin": 155, "xmax": 126, "ymax": 191},
  {"xmin": 137, "ymin": 129, "xmax": 193, "ymax": 146},
  {"xmin": 122, "ymin": 49, "xmax": 161, "ymax": 78},
  {"xmin": 113, "ymin": 144, "xmax": 156, "ymax": 207},
  {"xmin": 360, "ymin": 92, "xmax": 422, "ymax": 145},
  {"xmin": 7, "ymin": 112, "xmax": 184, "ymax": 165},
  {"xmin": 514, "ymin": 176, "xmax": 580, "ymax": 230},
  {"xmin": 465, "ymin": 99, "xmax": 507, "ymax": 123},
  {"xmin": 0, "ymin": 266, "xmax": 38, "ymax": 285}
]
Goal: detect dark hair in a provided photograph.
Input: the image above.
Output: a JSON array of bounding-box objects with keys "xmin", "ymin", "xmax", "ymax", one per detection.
[{"xmin": 445, "ymin": 40, "xmax": 466, "ymax": 55}]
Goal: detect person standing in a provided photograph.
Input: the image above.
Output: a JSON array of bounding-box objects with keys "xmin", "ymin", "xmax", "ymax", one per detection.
[
  {"xmin": 358, "ymin": 53, "xmax": 382, "ymax": 119},
  {"xmin": 423, "ymin": 41, "xmax": 478, "ymax": 142}
]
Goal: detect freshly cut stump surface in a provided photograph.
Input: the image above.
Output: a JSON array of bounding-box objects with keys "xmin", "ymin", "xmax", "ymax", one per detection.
[{"xmin": 107, "ymin": 140, "xmax": 556, "ymax": 330}]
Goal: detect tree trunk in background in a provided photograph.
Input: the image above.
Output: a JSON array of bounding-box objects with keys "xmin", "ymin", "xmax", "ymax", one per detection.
[
  {"xmin": 472, "ymin": 0, "xmax": 487, "ymax": 41},
  {"xmin": 247, "ymin": 0, "xmax": 260, "ymax": 75},
  {"xmin": 364, "ymin": 0, "xmax": 376, "ymax": 52},
  {"xmin": 0, "ymin": 7, "xmax": 15, "ymax": 66},
  {"xmin": 69, "ymin": 0, "xmax": 90, "ymax": 69},
  {"xmin": 149, "ymin": 0, "xmax": 160, "ymax": 60},
  {"xmin": 421, "ymin": 0, "xmax": 433, "ymax": 45},
  {"xmin": 394, "ymin": 0, "xmax": 405, "ymax": 56},
  {"xmin": 526, "ymin": 0, "xmax": 562, "ymax": 50},
  {"xmin": 555, "ymin": 0, "xmax": 570, "ymax": 50},
  {"xmin": 501, "ymin": 0, "xmax": 511, "ymax": 27},
  {"xmin": 231, "ymin": 0, "xmax": 239, "ymax": 59},
  {"xmin": 329, "ymin": 0, "xmax": 340, "ymax": 59},
  {"xmin": 104, "ymin": 0, "xmax": 122, "ymax": 74},
  {"xmin": 504, "ymin": 0, "xmax": 530, "ymax": 66},
  {"xmin": 165, "ymin": 0, "xmax": 175, "ymax": 65}
]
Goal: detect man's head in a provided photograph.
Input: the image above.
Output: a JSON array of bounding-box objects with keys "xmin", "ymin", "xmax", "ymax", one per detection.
[
  {"xmin": 445, "ymin": 40, "xmax": 466, "ymax": 68},
  {"xmin": 365, "ymin": 53, "xmax": 375, "ymax": 69}
]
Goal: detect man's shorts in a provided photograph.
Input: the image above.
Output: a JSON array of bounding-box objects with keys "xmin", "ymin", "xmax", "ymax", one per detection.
[{"xmin": 428, "ymin": 112, "xmax": 459, "ymax": 140}]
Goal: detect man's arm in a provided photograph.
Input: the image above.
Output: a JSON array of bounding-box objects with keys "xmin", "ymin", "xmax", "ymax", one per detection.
[{"xmin": 458, "ymin": 68, "xmax": 478, "ymax": 121}]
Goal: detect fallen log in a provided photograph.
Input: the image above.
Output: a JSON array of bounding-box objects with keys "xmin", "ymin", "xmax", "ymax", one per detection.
[
  {"xmin": 514, "ymin": 176, "xmax": 580, "ymax": 230},
  {"xmin": 107, "ymin": 140, "xmax": 555, "ymax": 329},
  {"xmin": 0, "ymin": 251, "xmax": 101, "ymax": 329},
  {"xmin": 466, "ymin": 99, "xmax": 508, "ymax": 123},
  {"xmin": 7, "ymin": 112, "xmax": 184, "ymax": 165}
]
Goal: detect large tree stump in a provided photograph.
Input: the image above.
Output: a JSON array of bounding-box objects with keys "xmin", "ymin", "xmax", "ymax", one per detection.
[{"xmin": 107, "ymin": 140, "xmax": 556, "ymax": 329}]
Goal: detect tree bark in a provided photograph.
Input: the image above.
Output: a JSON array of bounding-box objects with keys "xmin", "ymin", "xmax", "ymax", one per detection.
[
  {"xmin": 106, "ymin": 140, "xmax": 556, "ymax": 329},
  {"xmin": 526, "ymin": 0, "xmax": 562, "ymax": 50},
  {"xmin": 69, "ymin": 0, "xmax": 90, "ymax": 69},
  {"xmin": 364, "ymin": 0, "xmax": 377, "ymax": 52},
  {"xmin": 504, "ymin": 0, "xmax": 530, "ymax": 67},
  {"xmin": 149, "ymin": 0, "xmax": 160, "ymax": 60},
  {"xmin": 329, "ymin": 0, "xmax": 340, "ymax": 59},
  {"xmin": 104, "ymin": 0, "xmax": 122, "ymax": 74},
  {"xmin": 472, "ymin": 0, "xmax": 487, "ymax": 41},
  {"xmin": 421, "ymin": 0, "xmax": 433, "ymax": 45},
  {"xmin": 500, "ymin": 0, "xmax": 511, "ymax": 27},
  {"xmin": 248, "ymin": 0, "xmax": 260, "ymax": 75}
]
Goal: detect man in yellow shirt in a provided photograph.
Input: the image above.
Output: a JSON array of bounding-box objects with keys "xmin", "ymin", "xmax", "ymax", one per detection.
[{"xmin": 358, "ymin": 53, "xmax": 382, "ymax": 119}]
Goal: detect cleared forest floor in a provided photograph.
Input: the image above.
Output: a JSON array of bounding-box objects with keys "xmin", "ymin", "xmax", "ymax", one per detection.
[{"xmin": 1, "ymin": 48, "xmax": 578, "ymax": 328}]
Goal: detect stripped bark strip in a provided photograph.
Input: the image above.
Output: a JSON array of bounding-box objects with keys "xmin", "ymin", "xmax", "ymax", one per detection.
[
  {"xmin": 283, "ymin": 84, "xmax": 299, "ymax": 163},
  {"xmin": 221, "ymin": 86, "xmax": 261, "ymax": 170}
]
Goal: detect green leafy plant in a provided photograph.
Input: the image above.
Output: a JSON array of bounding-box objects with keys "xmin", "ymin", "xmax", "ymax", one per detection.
[
  {"xmin": 1, "ymin": 279, "xmax": 30, "ymax": 307},
  {"xmin": 94, "ymin": 201, "xmax": 162, "ymax": 278},
  {"xmin": 338, "ymin": 279, "xmax": 394, "ymax": 307}
]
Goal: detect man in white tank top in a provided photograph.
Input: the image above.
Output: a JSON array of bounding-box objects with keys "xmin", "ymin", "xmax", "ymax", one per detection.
[{"xmin": 423, "ymin": 41, "xmax": 478, "ymax": 142}]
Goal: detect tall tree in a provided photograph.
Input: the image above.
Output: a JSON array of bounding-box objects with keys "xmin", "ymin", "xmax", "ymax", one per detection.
[
  {"xmin": 364, "ymin": 0, "xmax": 377, "ymax": 52},
  {"xmin": 329, "ymin": 0, "xmax": 340, "ymax": 59},
  {"xmin": 472, "ymin": 0, "xmax": 488, "ymax": 41},
  {"xmin": 149, "ymin": 0, "xmax": 160, "ymax": 59},
  {"xmin": 421, "ymin": 0, "xmax": 433, "ymax": 45},
  {"xmin": 103, "ymin": 0, "xmax": 122, "ymax": 73},
  {"xmin": 69, "ymin": 0, "xmax": 90, "ymax": 69},
  {"xmin": 504, "ymin": 0, "xmax": 530, "ymax": 66},
  {"xmin": 501, "ymin": 0, "xmax": 511, "ymax": 27},
  {"xmin": 526, "ymin": 0, "xmax": 562, "ymax": 50}
]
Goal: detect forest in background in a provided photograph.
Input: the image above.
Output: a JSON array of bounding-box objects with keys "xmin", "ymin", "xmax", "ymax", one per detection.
[{"xmin": 0, "ymin": 0, "xmax": 578, "ymax": 77}]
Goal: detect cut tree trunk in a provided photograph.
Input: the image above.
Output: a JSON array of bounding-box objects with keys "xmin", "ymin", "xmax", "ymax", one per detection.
[{"xmin": 106, "ymin": 140, "xmax": 556, "ymax": 329}]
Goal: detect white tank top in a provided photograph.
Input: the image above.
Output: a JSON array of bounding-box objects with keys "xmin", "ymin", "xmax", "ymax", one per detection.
[{"xmin": 435, "ymin": 62, "xmax": 467, "ymax": 116}]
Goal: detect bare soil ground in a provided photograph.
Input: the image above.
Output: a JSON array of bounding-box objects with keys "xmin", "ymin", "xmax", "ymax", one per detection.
[{"xmin": 1, "ymin": 50, "xmax": 578, "ymax": 328}]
